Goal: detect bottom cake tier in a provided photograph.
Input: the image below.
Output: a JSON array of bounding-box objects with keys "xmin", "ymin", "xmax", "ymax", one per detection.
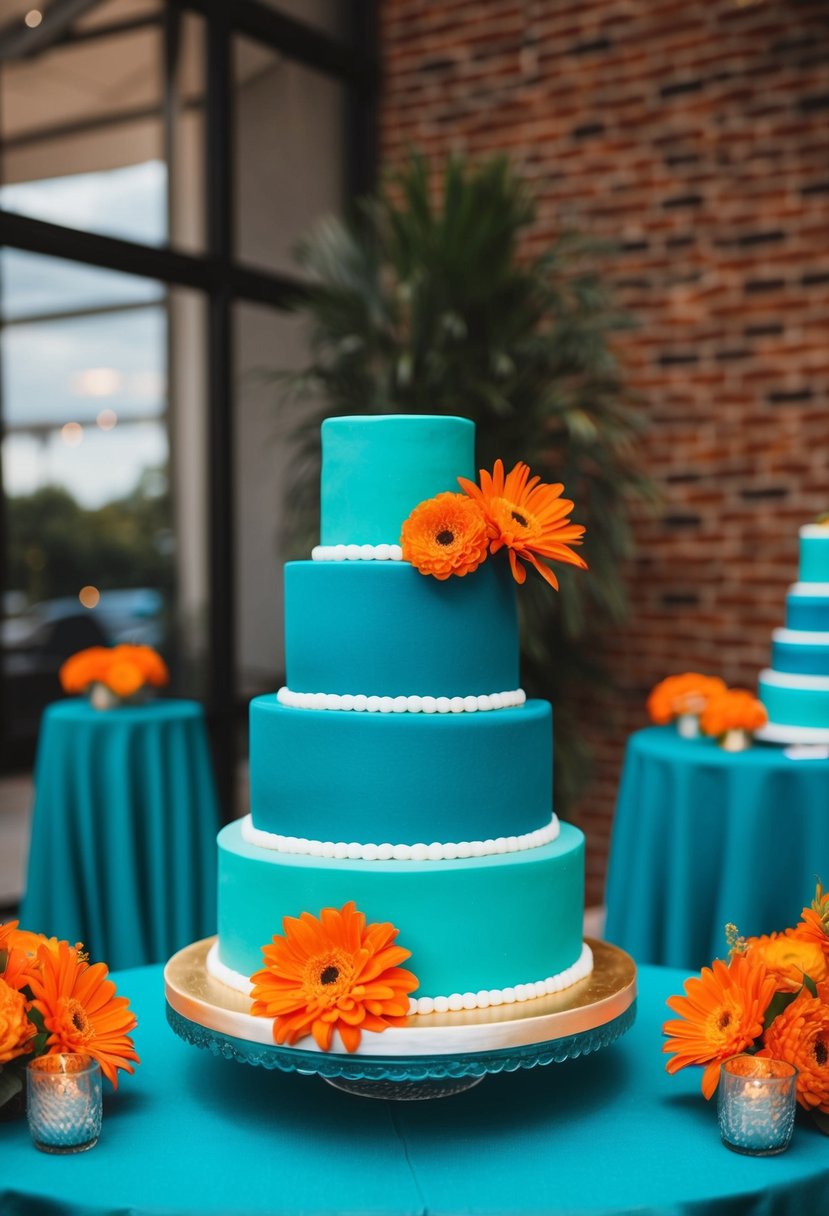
[{"xmin": 215, "ymin": 817, "xmax": 589, "ymax": 1007}]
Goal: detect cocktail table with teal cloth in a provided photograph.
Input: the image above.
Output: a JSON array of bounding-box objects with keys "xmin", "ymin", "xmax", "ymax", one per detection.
[
  {"xmin": 604, "ymin": 725, "xmax": 829, "ymax": 970},
  {"xmin": 1, "ymin": 961, "xmax": 827, "ymax": 1215},
  {"xmin": 20, "ymin": 698, "xmax": 219, "ymax": 971}
]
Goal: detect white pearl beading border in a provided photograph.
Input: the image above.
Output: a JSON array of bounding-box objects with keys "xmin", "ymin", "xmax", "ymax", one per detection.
[
  {"xmin": 277, "ymin": 686, "xmax": 527, "ymax": 714},
  {"xmin": 206, "ymin": 940, "xmax": 594, "ymax": 1014},
  {"xmin": 312, "ymin": 543, "xmax": 403, "ymax": 562},
  {"xmin": 240, "ymin": 812, "xmax": 560, "ymax": 861}
]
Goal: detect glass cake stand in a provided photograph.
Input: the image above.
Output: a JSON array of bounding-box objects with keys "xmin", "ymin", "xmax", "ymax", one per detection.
[{"xmin": 165, "ymin": 937, "xmax": 636, "ymax": 1100}]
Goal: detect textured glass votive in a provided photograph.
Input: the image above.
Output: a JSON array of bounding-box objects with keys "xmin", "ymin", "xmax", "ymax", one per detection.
[
  {"xmin": 27, "ymin": 1054, "xmax": 102, "ymax": 1154},
  {"xmin": 717, "ymin": 1056, "xmax": 797, "ymax": 1156}
]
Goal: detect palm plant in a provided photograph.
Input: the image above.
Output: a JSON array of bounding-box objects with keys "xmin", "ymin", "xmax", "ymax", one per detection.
[{"xmin": 273, "ymin": 151, "xmax": 651, "ymax": 808}]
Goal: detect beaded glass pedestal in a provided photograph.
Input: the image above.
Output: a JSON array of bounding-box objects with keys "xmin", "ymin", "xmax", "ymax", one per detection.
[{"xmin": 165, "ymin": 937, "xmax": 636, "ymax": 1100}]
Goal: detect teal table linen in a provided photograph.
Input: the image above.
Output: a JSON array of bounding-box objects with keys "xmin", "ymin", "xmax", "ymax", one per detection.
[
  {"xmin": 21, "ymin": 698, "xmax": 219, "ymax": 970},
  {"xmin": 1, "ymin": 961, "xmax": 827, "ymax": 1215},
  {"xmin": 605, "ymin": 726, "xmax": 829, "ymax": 970}
]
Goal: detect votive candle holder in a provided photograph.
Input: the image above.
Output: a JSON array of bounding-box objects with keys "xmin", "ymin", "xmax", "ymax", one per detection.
[
  {"xmin": 717, "ymin": 1055, "xmax": 797, "ymax": 1156},
  {"xmin": 27, "ymin": 1053, "xmax": 102, "ymax": 1154}
]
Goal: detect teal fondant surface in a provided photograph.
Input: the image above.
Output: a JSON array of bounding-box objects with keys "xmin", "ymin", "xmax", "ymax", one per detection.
[
  {"xmin": 786, "ymin": 593, "xmax": 829, "ymax": 631},
  {"xmin": 249, "ymin": 695, "xmax": 554, "ymax": 843},
  {"xmin": 284, "ymin": 558, "xmax": 519, "ymax": 697},
  {"xmin": 800, "ymin": 534, "xmax": 829, "ymax": 583},
  {"xmin": 216, "ymin": 818, "xmax": 585, "ymax": 996},
  {"xmin": 772, "ymin": 636, "xmax": 829, "ymax": 677},
  {"xmin": 320, "ymin": 415, "xmax": 475, "ymax": 545},
  {"xmin": 759, "ymin": 676, "xmax": 829, "ymax": 728}
]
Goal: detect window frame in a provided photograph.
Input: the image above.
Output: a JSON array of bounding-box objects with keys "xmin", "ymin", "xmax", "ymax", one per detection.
[{"xmin": 0, "ymin": 0, "xmax": 379, "ymax": 813}]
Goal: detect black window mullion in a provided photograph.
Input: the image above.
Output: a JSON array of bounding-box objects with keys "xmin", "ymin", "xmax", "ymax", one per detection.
[{"xmin": 204, "ymin": 0, "xmax": 236, "ymax": 824}]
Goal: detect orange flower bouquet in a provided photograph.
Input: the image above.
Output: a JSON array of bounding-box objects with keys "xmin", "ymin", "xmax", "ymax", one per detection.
[
  {"xmin": 663, "ymin": 884, "xmax": 829, "ymax": 1135},
  {"xmin": 0, "ymin": 920, "xmax": 139, "ymax": 1115},
  {"xmin": 699, "ymin": 688, "xmax": 768, "ymax": 751},
  {"xmin": 401, "ymin": 458, "xmax": 587, "ymax": 590},
  {"xmin": 59, "ymin": 644, "xmax": 169, "ymax": 709},
  {"xmin": 646, "ymin": 673, "xmax": 727, "ymax": 737}
]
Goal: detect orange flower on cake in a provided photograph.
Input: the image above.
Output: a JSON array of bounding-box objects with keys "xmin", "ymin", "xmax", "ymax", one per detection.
[
  {"xmin": 458, "ymin": 459, "xmax": 587, "ymax": 589},
  {"xmin": 699, "ymin": 688, "xmax": 767, "ymax": 743},
  {"xmin": 400, "ymin": 492, "xmax": 490, "ymax": 579},
  {"xmin": 26, "ymin": 940, "xmax": 139, "ymax": 1088},
  {"xmin": 757, "ymin": 990, "xmax": 829, "ymax": 1115},
  {"xmin": 662, "ymin": 953, "xmax": 777, "ymax": 1098},
  {"xmin": 250, "ymin": 901, "xmax": 418, "ymax": 1053},
  {"xmin": 646, "ymin": 673, "xmax": 727, "ymax": 727}
]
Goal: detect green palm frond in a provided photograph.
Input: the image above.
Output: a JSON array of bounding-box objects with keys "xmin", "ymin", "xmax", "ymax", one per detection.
[{"xmin": 271, "ymin": 151, "xmax": 653, "ymax": 811}]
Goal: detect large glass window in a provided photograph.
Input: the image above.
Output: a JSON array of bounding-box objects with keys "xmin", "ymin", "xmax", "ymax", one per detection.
[
  {"xmin": 0, "ymin": 0, "xmax": 376, "ymax": 805},
  {"xmin": 1, "ymin": 252, "xmax": 171, "ymax": 745}
]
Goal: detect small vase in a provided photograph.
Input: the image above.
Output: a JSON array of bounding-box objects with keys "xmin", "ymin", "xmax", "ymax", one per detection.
[
  {"xmin": 719, "ymin": 728, "xmax": 753, "ymax": 753},
  {"xmin": 87, "ymin": 683, "xmax": 124, "ymax": 711},
  {"xmin": 676, "ymin": 713, "xmax": 700, "ymax": 739}
]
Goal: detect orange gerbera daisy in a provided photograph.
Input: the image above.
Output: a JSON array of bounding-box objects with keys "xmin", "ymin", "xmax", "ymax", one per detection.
[
  {"xmin": 59, "ymin": 644, "xmax": 169, "ymax": 698},
  {"xmin": 400, "ymin": 492, "xmax": 490, "ymax": 580},
  {"xmin": 250, "ymin": 901, "xmax": 418, "ymax": 1053},
  {"xmin": 27, "ymin": 941, "xmax": 139, "ymax": 1087},
  {"xmin": 741, "ymin": 929, "xmax": 827, "ymax": 991},
  {"xmin": 0, "ymin": 977, "xmax": 36, "ymax": 1064},
  {"xmin": 646, "ymin": 673, "xmax": 727, "ymax": 725},
  {"xmin": 758, "ymin": 990, "xmax": 829, "ymax": 1113},
  {"xmin": 793, "ymin": 883, "xmax": 829, "ymax": 958},
  {"xmin": 699, "ymin": 688, "xmax": 767, "ymax": 738},
  {"xmin": 458, "ymin": 459, "xmax": 586, "ymax": 589},
  {"xmin": 663, "ymin": 954, "xmax": 777, "ymax": 1098}
]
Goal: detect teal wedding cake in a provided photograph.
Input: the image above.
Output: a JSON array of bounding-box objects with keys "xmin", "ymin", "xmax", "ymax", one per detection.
[
  {"xmin": 209, "ymin": 415, "xmax": 592, "ymax": 1037},
  {"xmin": 757, "ymin": 523, "xmax": 829, "ymax": 743}
]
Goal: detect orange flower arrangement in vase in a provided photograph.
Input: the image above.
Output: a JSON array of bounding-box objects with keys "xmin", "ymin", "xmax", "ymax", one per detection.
[
  {"xmin": 646, "ymin": 673, "xmax": 727, "ymax": 738},
  {"xmin": 0, "ymin": 920, "xmax": 139, "ymax": 1115},
  {"xmin": 59, "ymin": 644, "xmax": 169, "ymax": 709},
  {"xmin": 401, "ymin": 458, "xmax": 586, "ymax": 590},
  {"xmin": 663, "ymin": 884, "xmax": 829, "ymax": 1134},
  {"xmin": 699, "ymin": 688, "xmax": 768, "ymax": 751}
]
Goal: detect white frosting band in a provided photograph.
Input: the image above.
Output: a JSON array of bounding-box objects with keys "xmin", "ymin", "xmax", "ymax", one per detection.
[
  {"xmin": 240, "ymin": 812, "xmax": 560, "ymax": 861},
  {"xmin": 206, "ymin": 940, "xmax": 594, "ymax": 1013},
  {"xmin": 312, "ymin": 544, "xmax": 403, "ymax": 562},
  {"xmin": 790, "ymin": 583, "xmax": 829, "ymax": 596},
  {"xmin": 773, "ymin": 628, "xmax": 829, "ymax": 644},
  {"xmin": 277, "ymin": 686, "xmax": 527, "ymax": 714},
  {"xmin": 800, "ymin": 525, "xmax": 829, "ymax": 539},
  {"xmin": 760, "ymin": 667, "xmax": 829, "ymax": 690}
]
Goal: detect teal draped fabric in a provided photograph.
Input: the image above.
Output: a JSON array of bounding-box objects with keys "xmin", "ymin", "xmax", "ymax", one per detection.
[
  {"xmin": 21, "ymin": 698, "xmax": 219, "ymax": 970},
  {"xmin": 1, "ymin": 962, "xmax": 827, "ymax": 1214},
  {"xmin": 605, "ymin": 726, "xmax": 829, "ymax": 970}
]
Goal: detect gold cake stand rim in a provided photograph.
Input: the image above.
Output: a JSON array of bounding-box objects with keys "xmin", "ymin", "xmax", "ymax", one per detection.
[{"xmin": 165, "ymin": 936, "xmax": 636, "ymax": 1059}]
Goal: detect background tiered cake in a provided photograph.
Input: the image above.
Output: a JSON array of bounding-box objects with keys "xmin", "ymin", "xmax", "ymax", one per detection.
[
  {"xmin": 757, "ymin": 523, "xmax": 829, "ymax": 744},
  {"xmin": 209, "ymin": 414, "xmax": 594, "ymax": 1045}
]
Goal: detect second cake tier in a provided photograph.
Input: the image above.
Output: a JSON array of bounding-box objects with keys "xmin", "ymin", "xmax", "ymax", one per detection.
[{"xmin": 249, "ymin": 694, "xmax": 554, "ymax": 844}]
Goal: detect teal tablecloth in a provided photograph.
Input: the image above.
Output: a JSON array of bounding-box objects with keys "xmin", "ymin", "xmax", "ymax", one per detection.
[
  {"xmin": 20, "ymin": 698, "xmax": 219, "ymax": 970},
  {"xmin": 1, "ymin": 961, "xmax": 827, "ymax": 1215},
  {"xmin": 605, "ymin": 726, "xmax": 829, "ymax": 970}
]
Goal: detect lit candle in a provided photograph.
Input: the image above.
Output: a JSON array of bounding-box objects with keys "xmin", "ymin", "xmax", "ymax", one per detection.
[
  {"xmin": 26, "ymin": 1053, "xmax": 102, "ymax": 1154},
  {"xmin": 718, "ymin": 1055, "xmax": 797, "ymax": 1155}
]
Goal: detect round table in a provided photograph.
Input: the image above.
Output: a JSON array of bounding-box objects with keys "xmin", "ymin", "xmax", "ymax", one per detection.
[
  {"xmin": 1, "ymin": 960, "xmax": 827, "ymax": 1215},
  {"xmin": 604, "ymin": 725, "xmax": 829, "ymax": 970},
  {"xmin": 20, "ymin": 698, "xmax": 219, "ymax": 970}
]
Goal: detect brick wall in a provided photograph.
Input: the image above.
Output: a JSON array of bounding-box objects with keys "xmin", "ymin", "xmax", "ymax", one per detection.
[{"xmin": 378, "ymin": 0, "xmax": 829, "ymax": 905}]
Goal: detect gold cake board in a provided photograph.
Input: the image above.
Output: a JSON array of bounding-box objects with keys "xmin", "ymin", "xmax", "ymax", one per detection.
[{"xmin": 165, "ymin": 936, "xmax": 636, "ymax": 1068}]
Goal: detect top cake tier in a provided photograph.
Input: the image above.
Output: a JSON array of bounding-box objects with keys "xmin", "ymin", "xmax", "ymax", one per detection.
[
  {"xmin": 320, "ymin": 414, "xmax": 475, "ymax": 545},
  {"xmin": 799, "ymin": 525, "xmax": 829, "ymax": 583}
]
